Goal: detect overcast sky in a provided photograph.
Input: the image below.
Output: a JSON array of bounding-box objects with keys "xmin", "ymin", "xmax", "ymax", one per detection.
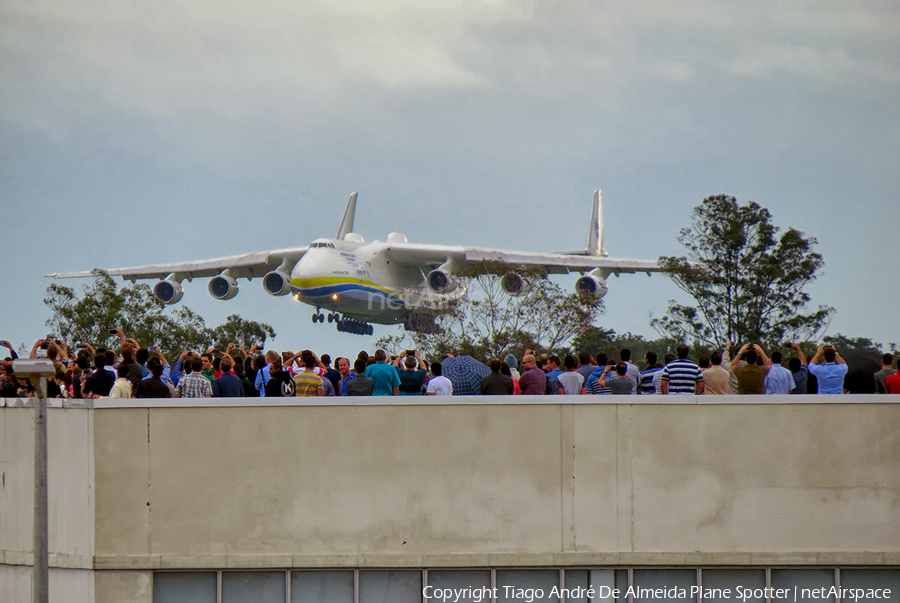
[{"xmin": 2, "ymin": 0, "xmax": 898, "ymax": 357}]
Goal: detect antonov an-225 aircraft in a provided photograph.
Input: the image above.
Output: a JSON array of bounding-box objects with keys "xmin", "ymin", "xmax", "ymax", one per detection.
[{"xmin": 48, "ymin": 190, "xmax": 663, "ymax": 335}]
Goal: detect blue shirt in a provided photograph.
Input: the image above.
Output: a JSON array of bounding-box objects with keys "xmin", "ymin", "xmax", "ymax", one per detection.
[
  {"xmin": 545, "ymin": 368, "xmax": 563, "ymax": 395},
  {"xmin": 808, "ymin": 362, "xmax": 848, "ymax": 394},
  {"xmin": 212, "ymin": 372, "xmax": 244, "ymax": 397},
  {"xmin": 340, "ymin": 372, "xmax": 357, "ymax": 396},
  {"xmin": 764, "ymin": 364, "xmax": 796, "ymax": 395},
  {"xmin": 640, "ymin": 367, "xmax": 663, "ymax": 394},
  {"xmin": 365, "ymin": 362, "xmax": 400, "ymax": 396}
]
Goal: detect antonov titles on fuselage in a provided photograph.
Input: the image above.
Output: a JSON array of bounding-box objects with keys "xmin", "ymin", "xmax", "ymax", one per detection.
[{"xmin": 47, "ymin": 190, "xmax": 664, "ymax": 335}]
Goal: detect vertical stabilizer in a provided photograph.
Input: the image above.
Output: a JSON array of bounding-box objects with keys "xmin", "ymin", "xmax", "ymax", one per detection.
[
  {"xmin": 585, "ymin": 189, "xmax": 607, "ymax": 257},
  {"xmin": 336, "ymin": 193, "xmax": 358, "ymax": 240}
]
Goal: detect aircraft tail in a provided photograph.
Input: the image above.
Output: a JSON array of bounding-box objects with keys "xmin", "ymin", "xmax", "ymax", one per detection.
[
  {"xmin": 585, "ymin": 189, "xmax": 606, "ymax": 257},
  {"xmin": 336, "ymin": 193, "xmax": 358, "ymax": 240}
]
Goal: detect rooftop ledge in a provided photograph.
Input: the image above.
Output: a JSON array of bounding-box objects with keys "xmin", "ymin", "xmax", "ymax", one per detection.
[{"xmin": 3, "ymin": 394, "xmax": 900, "ymax": 409}]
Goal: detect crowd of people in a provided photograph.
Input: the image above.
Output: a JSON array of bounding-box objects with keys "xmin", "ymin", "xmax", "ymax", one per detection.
[{"xmin": 1, "ymin": 333, "xmax": 899, "ymax": 399}]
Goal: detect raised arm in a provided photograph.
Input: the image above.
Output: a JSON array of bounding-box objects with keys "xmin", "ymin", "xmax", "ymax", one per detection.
[
  {"xmin": 754, "ymin": 345, "xmax": 772, "ymax": 368},
  {"xmin": 789, "ymin": 342, "xmax": 807, "ymax": 365},
  {"xmin": 732, "ymin": 344, "xmax": 749, "ymax": 368}
]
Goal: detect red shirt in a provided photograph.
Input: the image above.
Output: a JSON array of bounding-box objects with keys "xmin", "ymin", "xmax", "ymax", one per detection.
[{"xmin": 886, "ymin": 373, "xmax": 900, "ymax": 394}]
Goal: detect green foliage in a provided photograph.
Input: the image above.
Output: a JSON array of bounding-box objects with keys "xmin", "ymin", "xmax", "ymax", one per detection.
[
  {"xmin": 44, "ymin": 270, "xmax": 275, "ymax": 356},
  {"xmin": 209, "ymin": 315, "xmax": 276, "ymax": 351},
  {"xmin": 571, "ymin": 327, "xmax": 690, "ymax": 363},
  {"xmin": 377, "ymin": 260, "xmax": 604, "ymax": 362},
  {"xmin": 654, "ymin": 195, "xmax": 833, "ymax": 348}
]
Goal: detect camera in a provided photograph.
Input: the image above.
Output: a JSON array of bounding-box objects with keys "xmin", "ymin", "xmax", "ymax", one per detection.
[
  {"xmin": 148, "ymin": 346, "xmax": 159, "ymax": 353},
  {"xmin": 407, "ymin": 350, "xmax": 416, "ymax": 357}
]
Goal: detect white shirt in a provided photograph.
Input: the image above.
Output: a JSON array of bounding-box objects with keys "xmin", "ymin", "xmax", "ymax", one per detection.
[
  {"xmin": 426, "ymin": 375, "xmax": 453, "ymax": 396},
  {"xmin": 556, "ymin": 371, "xmax": 585, "ymax": 395}
]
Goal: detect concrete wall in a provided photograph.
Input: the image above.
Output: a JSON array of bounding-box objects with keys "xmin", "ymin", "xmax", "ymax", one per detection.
[
  {"xmin": 87, "ymin": 400, "xmax": 900, "ymax": 568},
  {"xmin": 0, "ymin": 406, "xmax": 95, "ymax": 602},
  {"xmin": 2, "ymin": 397, "xmax": 899, "ymax": 603}
]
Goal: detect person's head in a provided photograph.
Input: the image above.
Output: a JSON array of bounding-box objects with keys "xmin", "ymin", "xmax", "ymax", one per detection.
[
  {"xmin": 823, "ymin": 346, "xmax": 836, "ymax": 363},
  {"xmin": 645, "ymin": 351, "xmax": 658, "ymax": 367},
  {"xmin": 353, "ymin": 358, "xmax": 367, "ymax": 374},
  {"xmin": 265, "ymin": 350, "xmax": 279, "ymax": 364},
  {"xmin": 789, "ymin": 357, "xmax": 801, "ymax": 372},
  {"xmin": 771, "ymin": 351, "xmax": 783, "ymax": 364},
  {"xmin": 710, "ymin": 351, "xmax": 722, "ymax": 366},
  {"xmin": 301, "ymin": 350, "xmax": 316, "ymax": 369},
  {"xmin": 746, "ymin": 348, "xmax": 758, "ymax": 364},
  {"xmin": 220, "ymin": 355, "xmax": 234, "ymax": 373},
  {"xmin": 500, "ymin": 362, "xmax": 512, "ymax": 377},
  {"xmin": 338, "ymin": 357, "xmax": 351, "ymax": 376},
  {"xmin": 254, "ymin": 354, "xmax": 267, "ymax": 371},
  {"xmin": 676, "ymin": 344, "xmax": 689, "ymax": 360},
  {"xmin": 521, "ymin": 354, "xmax": 536, "ymax": 370},
  {"xmin": 357, "ymin": 350, "xmax": 369, "ymax": 362},
  {"xmin": 201, "ymin": 353, "xmax": 213, "ymax": 371},
  {"xmin": 46, "ymin": 343, "xmax": 59, "ymax": 361},
  {"xmin": 431, "ymin": 362, "xmax": 443, "ymax": 376},
  {"xmin": 698, "ymin": 357, "xmax": 710, "ymax": 369},
  {"xmin": 596, "ymin": 352, "xmax": 608, "ymax": 367},
  {"xmin": 579, "ymin": 352, "xmax": 592, "ymax": 367},
  {"xmin": 663, "ymin": 353, "xmax": 675, "ymax": 366},
  {"xmin": 136, "ymin": 348, "xmax": 150, "ymax": 365},
  {"xmin": 191, "ymin": 357, "xmax": 203, "ymax": 373},
  {"xmin": 374, "ymin": 349, "xmax": 387, "ymax": 362},
  {"xmin": 620, "ymin": 349, "xmax": 631, "ymax": 362},
  {"xmin": 212, "ymin": 356, "xmax": 221, "ymax": 372},
  {"xmin": 615, "ymin": 362, "xmax": 627, "ymax": 376},
  {"xmin": 882, "ymin": 353, "xmax": 893, "ymax": 368},
  {"xmin": 564, "ymin": 355, "xmax": 576, "ymax": 370},
  {"xmin": 404, "ymin": 356, "xmax": 417, "ymax": 369},
  {"xmin": 117, "ymin": 364, "xmax": 129, "ymax": 378},
  {"xmin": 321, "ymin": 354, "xmax": 332, "ymax": 367},
  {"xmin": 121, "ymin": 342, "xmax": 134, "ymax": 362},
  {"xmin": 548, "ymin": 355, "xmax": 561, "ymax": 370},
  {"xmin": 105, "ymin": 350, "xmax": 116, "ymax": 366},
  {"xmin": 490, "ymin": 359, "xmax": 502, "ymax": 373},
  {"xmin": 94, "ymin": 353, "xmax": 107, "ymax": 370},
  {"xmin": 269, "ymin": 356, "xmax": 283, "ymax": 375}
]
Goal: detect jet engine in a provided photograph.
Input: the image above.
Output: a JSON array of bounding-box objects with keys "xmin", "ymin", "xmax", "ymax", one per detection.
[
  {"xmin": 208, "ymin": 275, "xmax": 239, "ymax": 300},
  {"xmin": 262, "ymin": 270, "xmax": 292, "ymax": 296},
  {"xmin": 427, "ymin": 269, "xmax": 459, "ymax": 294},
  {"xmin": 575, "ymin": 270, "xmax": 609, "ymax": 299},
  {"xmin": 500, "ymin": 272, "xmax": 532, "ymax": 297},
  {"xmin": 153, "ymin": 279, "xmax": 184, "ymax": 305}
]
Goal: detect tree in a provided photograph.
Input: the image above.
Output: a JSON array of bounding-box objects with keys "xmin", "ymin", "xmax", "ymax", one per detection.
[
  {"xmin": 376, "ymin": 261, "xmax": 604, "ymax": 361},
  {"xmin": 209, "ymin": 314, "xmax": 276, "ymax": 350},
  {"xmin": 43, "ymin": 270, "xmax": 275, "ymax": 355},
  {"xmin": 653, "ymin": 195, "xmax": 833, "ymax": 348}
]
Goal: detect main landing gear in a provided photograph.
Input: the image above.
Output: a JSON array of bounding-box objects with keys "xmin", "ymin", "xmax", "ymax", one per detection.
[{"xmin": 311, "ymin": 310, "xmax": 373, "ymax": 335}]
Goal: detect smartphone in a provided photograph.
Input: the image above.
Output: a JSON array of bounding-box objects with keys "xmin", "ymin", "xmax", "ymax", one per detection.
[
  {"xmin": 108, "ymin": 329, "xmax": 118, "ymax": 335},
  {"xmin": 407, "ymin": 350, "xmax": 416, "ymax": 357},
  {"xmin": 76, "ymin": 343, "xmax": 87, "ymax": 349},
  {"xmin": 148, "ymin": 345, "xmax": 159, "ymax": 353}
]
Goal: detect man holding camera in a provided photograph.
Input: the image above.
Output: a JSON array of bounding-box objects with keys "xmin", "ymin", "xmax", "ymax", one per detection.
[{"xmin": 808, "ymin": 344, "xmax": 849, "ymax": 394}]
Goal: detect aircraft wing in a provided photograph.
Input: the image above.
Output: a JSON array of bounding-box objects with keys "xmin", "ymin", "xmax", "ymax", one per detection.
[
  {"xmin": 381, "ymin": 243, "xmax": 662, "ymax": 275},
  {"xmin": 46, "ymin": 246, "xmax": 309, "ymax": 281}
]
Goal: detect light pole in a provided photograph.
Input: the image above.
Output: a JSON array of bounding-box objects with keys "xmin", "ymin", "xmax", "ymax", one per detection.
[{"xmin": 13, "ymin": 359, "xmax": 55, "ymax": 603}]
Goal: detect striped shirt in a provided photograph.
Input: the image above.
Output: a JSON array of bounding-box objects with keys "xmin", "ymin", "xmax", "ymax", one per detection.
[
  {"xmin": 640, "ymin": 367, "xmax": 663, "ymax": 394},
  {"xmin": 293, "ymin": 370, "xmax": 325, "ymax": 397},
  {"xmin": 585, "ymin": 367, "xmax": 612, "ymax": 395},
  {"xmin": 660, "ymin": 359, "xmax": 704, "ymax": 394}
]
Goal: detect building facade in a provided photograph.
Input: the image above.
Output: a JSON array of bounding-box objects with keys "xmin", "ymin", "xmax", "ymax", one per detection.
[{"xmin": 2, "ymin": 395, "xmax": 899, "ymax": 602}]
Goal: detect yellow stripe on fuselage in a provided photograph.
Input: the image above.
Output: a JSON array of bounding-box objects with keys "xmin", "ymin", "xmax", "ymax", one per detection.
[{"xmin": 291, "ymin": 276, "xmax": 398, "ymax": 297}]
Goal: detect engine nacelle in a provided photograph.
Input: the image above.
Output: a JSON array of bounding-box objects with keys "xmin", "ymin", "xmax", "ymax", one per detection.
[
  {"xmin": 575, "ymin": 273, "xmax": 608, "ymax": 299},
  {"xmin": 262, "ymin": 270, "xmax": 292, "ymax": 296},
  {"xmin": 427, "ymin": 269, "xmax": 458, "ymax": 294},
  {"xmin": 500, "ymin": 272, "xmax": 532, "ymax": 297},
  {"xmin": 208, "ymin": 275, "xmax": 239, "ymax": 300},
  {"xmin": 153, "ymin": 280, "xmax": 184, "ymax": 305}
]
